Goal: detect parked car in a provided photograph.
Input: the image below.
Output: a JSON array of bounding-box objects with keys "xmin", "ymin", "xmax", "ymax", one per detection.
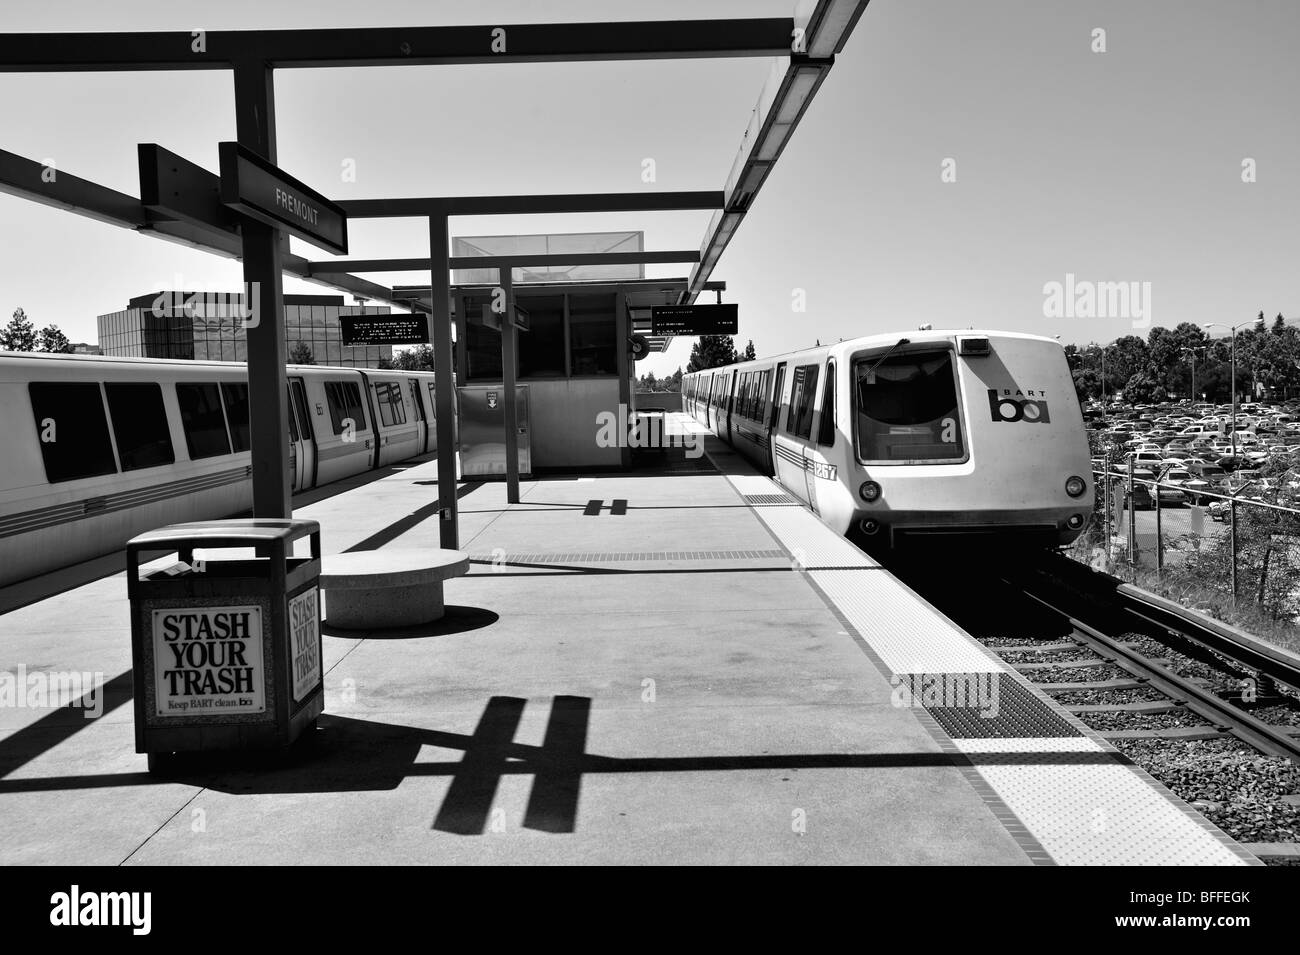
[
  {"xmin": 1124, "ymin": 484, "xmax": 1155, "ymax": 510},
  {"xmin": 1163, "ymin": 468, "xmax": 1211, "ymax": 503}
]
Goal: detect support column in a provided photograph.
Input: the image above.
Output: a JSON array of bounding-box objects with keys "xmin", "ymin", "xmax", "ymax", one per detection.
[
  {"xmin": 233, "ymin": 61, "xmax": 291, "ymax": 519},
  {"xmin": 500, "ymin": 269, "xmax": 521, "ymax": 504},
  {"xmin": 429, "ymin": 212, "xmax": 459, "ymax": 549}
]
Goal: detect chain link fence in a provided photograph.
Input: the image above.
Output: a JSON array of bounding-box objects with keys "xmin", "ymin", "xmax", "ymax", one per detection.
[{"xmin": 1064, "ymin": 453, "xmax": 1300, "ymax": 652}]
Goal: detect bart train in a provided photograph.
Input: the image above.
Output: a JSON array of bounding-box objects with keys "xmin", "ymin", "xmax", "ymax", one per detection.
[
  {"xmin": 0, "ymin": 353, "xmax": 450, "ymax": 588},
  {"xmin": 683, "ymin": 330, "xmax": 1093, "ymax": 549}
]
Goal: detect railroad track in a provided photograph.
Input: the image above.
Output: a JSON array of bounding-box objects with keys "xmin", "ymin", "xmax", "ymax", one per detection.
[
  {"xmin": 886, "ymin": 550, "xmax": 1300, "ymax": 761},
  {"xmin": 1013, "ymin": 585, "xmax": 1300, "ymax": 763}
]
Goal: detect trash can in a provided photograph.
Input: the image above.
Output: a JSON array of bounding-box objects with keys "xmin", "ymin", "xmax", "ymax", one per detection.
[{"xmin": 126, "ymin": 519, "xmax": 324, "ymax": 771}]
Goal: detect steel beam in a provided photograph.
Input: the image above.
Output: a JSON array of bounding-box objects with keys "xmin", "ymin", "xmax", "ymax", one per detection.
[
  {"xmin": 341, "ymin": 192, "xmax": 722, "ymax": 218},
  {"xmin": 309, "ymin": 250, "xmax": 701, "ymax": 275},
  {"xmin": 0, "ymin": 148, "xmax": 143, "ymax": 227},
  {"xmin": 0, "ymin": 20, "xmax": 793, "ymax": 71}
]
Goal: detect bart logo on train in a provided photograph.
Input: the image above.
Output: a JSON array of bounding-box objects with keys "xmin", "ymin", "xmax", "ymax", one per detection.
[{"xmin": 987, "ymin": 389, "xmax": 1051, "ymax": 424}]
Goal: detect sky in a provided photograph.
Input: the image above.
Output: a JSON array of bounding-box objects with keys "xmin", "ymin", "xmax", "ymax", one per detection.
[{"xmin": 1, "ymin": 0, "xmax": 1297, "ymax": 377}]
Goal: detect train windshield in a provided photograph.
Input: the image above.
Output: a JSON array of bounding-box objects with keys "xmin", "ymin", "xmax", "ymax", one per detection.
[{"xmin": 854, "ymin": 350, "xmax": 965, "ymax": 463}]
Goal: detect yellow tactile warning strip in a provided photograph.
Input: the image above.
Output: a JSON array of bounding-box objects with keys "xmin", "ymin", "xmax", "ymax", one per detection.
[{"xmin": 720, "ymin": 466, "xmax": 1260, "ymax": 866}]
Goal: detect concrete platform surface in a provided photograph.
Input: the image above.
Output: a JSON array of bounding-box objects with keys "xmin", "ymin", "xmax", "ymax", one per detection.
[{"xmin": 0, "ymin": 425, "xmax": 1242, "ymax": 865}]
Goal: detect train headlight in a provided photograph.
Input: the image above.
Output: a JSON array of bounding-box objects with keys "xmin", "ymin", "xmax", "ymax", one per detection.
[
  {"xmin": 1065, "ymin": 475, "xmax": 1087, "ymax": 498},
  {"xmin": 859, "ymin": 480, "xmax": 882, "ymax": 503},
  {"xmin": 1067, "ymin": 514, "xmax": 1085, "ymax": 529}
]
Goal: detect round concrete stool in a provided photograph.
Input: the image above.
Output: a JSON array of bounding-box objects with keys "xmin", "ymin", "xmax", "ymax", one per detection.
[{"xmin": 320, "ymin": 549, "xmax": 470, "ymax": 629}]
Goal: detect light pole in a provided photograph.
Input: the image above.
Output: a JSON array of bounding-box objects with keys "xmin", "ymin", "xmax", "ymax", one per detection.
[
  {"xmin": 1098, "ymin": 339, "xmax": 1121, "ymax": 418},
  {"xmin": 1203, "ymin": 322, "xmax": 1253, "ymax": 462},
  {"xmin": 1181, "ymin": 346, "xmax": 1206, "ymax": 402}
]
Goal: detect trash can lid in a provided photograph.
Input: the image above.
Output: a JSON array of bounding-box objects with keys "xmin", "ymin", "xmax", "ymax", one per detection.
[{"xmin": 127, "ymin": 519, "xmax": 320, "ymax": 550}]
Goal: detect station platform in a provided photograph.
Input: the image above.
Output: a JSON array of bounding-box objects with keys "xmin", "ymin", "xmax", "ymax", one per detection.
[{"xmin": 0, "ymin": 415, "xmax": 1258, "ymax": 865}]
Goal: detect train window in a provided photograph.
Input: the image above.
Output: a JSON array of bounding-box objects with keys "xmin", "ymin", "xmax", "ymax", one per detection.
[
  {"xmin": 29, "ymin": 382, "xmax": 118, "ymax": 482},
  {"xmin": 220, "ymin": 383, "xmax": 251, "ymax": 453},
  {"xmin": 374, "ymin": 382, "xmax": 407, "ymax": 427},
  {"xmin": 105, "ymin": 383, "xmax": 175, "ymax": 471},
  {"xmin": 855, "ymin": 350, "xmax": 965, "ymax": 463},
  {"xmin": 324, "ymin": 381, "xmax": 367, "ymax": 436},
  {"xmin": 409, "ymin": 381, "xmax": 426, "ymax": 421},
  {"xmin": 287, "ymin": 388, "xmax": 299, "ymax": 443},
  {"xmin": 176, "ymin": 382, "xmax": 232, "ymax": 459},
  {"xmin": 787, "ymin": 364, "xmax": 819, "ymax": 439},
  {"xmin": 816, "ymin": 360, "xmax": 836, "ymax": 446}
]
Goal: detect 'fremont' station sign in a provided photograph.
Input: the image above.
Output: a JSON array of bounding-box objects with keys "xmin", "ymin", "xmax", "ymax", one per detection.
[{"xmin": 218, "ymin": 142, "xmax": 348, "ymax": 254}]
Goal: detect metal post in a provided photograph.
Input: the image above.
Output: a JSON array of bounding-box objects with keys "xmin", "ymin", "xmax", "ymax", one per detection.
[
  {"xmin": 499, "ymin": 268, "xmax": 520, "ymax": 505},
  {"xmin": 1102, "ymin": 460, "xmax": 1111, "ymax": 570},
  {"xmin": 233, "ymin": 61, "xmax": 291, "ymax": 519},
  {"xmin": 1127, "ymin": 455, "xmax": 1136, "ymax": 568},
  {"xmin": 1230, "ymin": 495, "xmax": 1239, "ymax": 604},
  {"xmin": 1101, "ymin": 349, "xmax": 1106, "ymax": 417},
  {"xmin": 1154, "ymin": 468, "xmax": 1163, "ymax": 575},
  {"xmin": 429, "ymin": 212, "xmax": 459, "ymax": 549},
  {"xmin": 1230, "ymin": 331, "xmax": 1238, "ymax": 461}
]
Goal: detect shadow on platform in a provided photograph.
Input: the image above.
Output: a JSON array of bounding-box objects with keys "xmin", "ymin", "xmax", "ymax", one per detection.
[{"xmin": 321, "ymin": 605, "xmax": 499, "ymax": 639}]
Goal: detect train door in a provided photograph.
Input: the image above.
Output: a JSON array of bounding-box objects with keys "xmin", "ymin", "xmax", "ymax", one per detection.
[
  {"xmin": 776, "ymin": 364, "xmax": 818, "ymax": 505},
  {"xmin": 288, "ymin": 377, "xmax": 316, "ymax": 491},
  {"xmin": 772, "ymin": 364, "xmax": 807, "ymax": 501},
  {"xmin": 804, "ymin": 358, "xmax": 837, "ymax": 513},
  {"xmin": 409, "ymin": 378, "xmax": 430, "ymax": 454},
  {"xmin": 720, "ymin": 371, "xmax": 735, "ymax": 442},
  {"xmin": 766, "ymin": 363, "xmax": 786, "ymax": 476}
]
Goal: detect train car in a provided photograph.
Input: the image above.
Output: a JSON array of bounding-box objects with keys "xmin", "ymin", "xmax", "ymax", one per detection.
[
  {"xmin": 0, "ymin": 353, "xmax": 452, "ymax": 588},
  {"xmin": 683, "ymin": 330, "xmax": 1093, "ymax": 549}
]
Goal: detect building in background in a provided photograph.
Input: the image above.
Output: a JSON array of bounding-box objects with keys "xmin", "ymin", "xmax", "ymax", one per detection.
[
  {"xmin": 70, "ymin": 342, "xmax": 100, "ymax": 355},
  {"xmin": 97, "ymin": 292, "xmax": 395, "ymax": 367}
]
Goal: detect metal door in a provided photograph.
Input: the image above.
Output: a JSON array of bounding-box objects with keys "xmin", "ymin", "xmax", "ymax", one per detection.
[{"xmin": 456, "ymin": 385, "xmax": 532, "ymax": 477}]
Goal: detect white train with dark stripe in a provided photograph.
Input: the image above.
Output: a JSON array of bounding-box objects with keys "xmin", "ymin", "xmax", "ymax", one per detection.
[
  {"xmin": 0, "ymin": 353, "xmax": 451, "ymax": 587},
  {"xmin": 683, "ymin": 330, "xmax": 1093, "ymax": 549}
]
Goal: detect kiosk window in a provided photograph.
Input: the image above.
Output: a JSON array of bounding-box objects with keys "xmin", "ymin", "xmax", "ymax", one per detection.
[{"xmin": 518, "ymin": 295, "xmax": 566, "ymax": 378}]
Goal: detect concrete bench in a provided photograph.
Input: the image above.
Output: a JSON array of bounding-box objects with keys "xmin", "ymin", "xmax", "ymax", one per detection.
[{"xmin": 320, "ymin": 548, "xmax": 470, "ymax": 629}]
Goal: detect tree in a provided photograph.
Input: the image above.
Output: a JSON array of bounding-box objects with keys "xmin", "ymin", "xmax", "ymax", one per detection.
[
  {"xmin": 37, "ymin": 324, "xmax": 73, "ymax": 353},
  {"xmin": 1273, "ymin": 313, "xmax": 1286, "ymax": 335},
  {"xmin": 1122, "ymin": 370, "xmax": 1164, "ymax": 404},
  {"xmin": 287, "ymin": 341, "xmax": 316, "ymax": 365},
  {"xmin": 1071, "ymin": 367, "xmax": 1101, "ymax": 403},
  {"xmin": 686, "ymin": 335, "xmax": 738, "ymax": 372},
  {"xmin": 742, "ymin": 340, "xmax": 757, "ymax": 361},
  {"xmin": 392, "ymin": 344, "xmax": 437, "ymax": 371},
  {"xmin": 1, "ymin": 307, "xmax": 37, "ymax": 351},
  {"xmin": 376, "ymin": 357, "xmax": 394, "ymax": 369}
]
